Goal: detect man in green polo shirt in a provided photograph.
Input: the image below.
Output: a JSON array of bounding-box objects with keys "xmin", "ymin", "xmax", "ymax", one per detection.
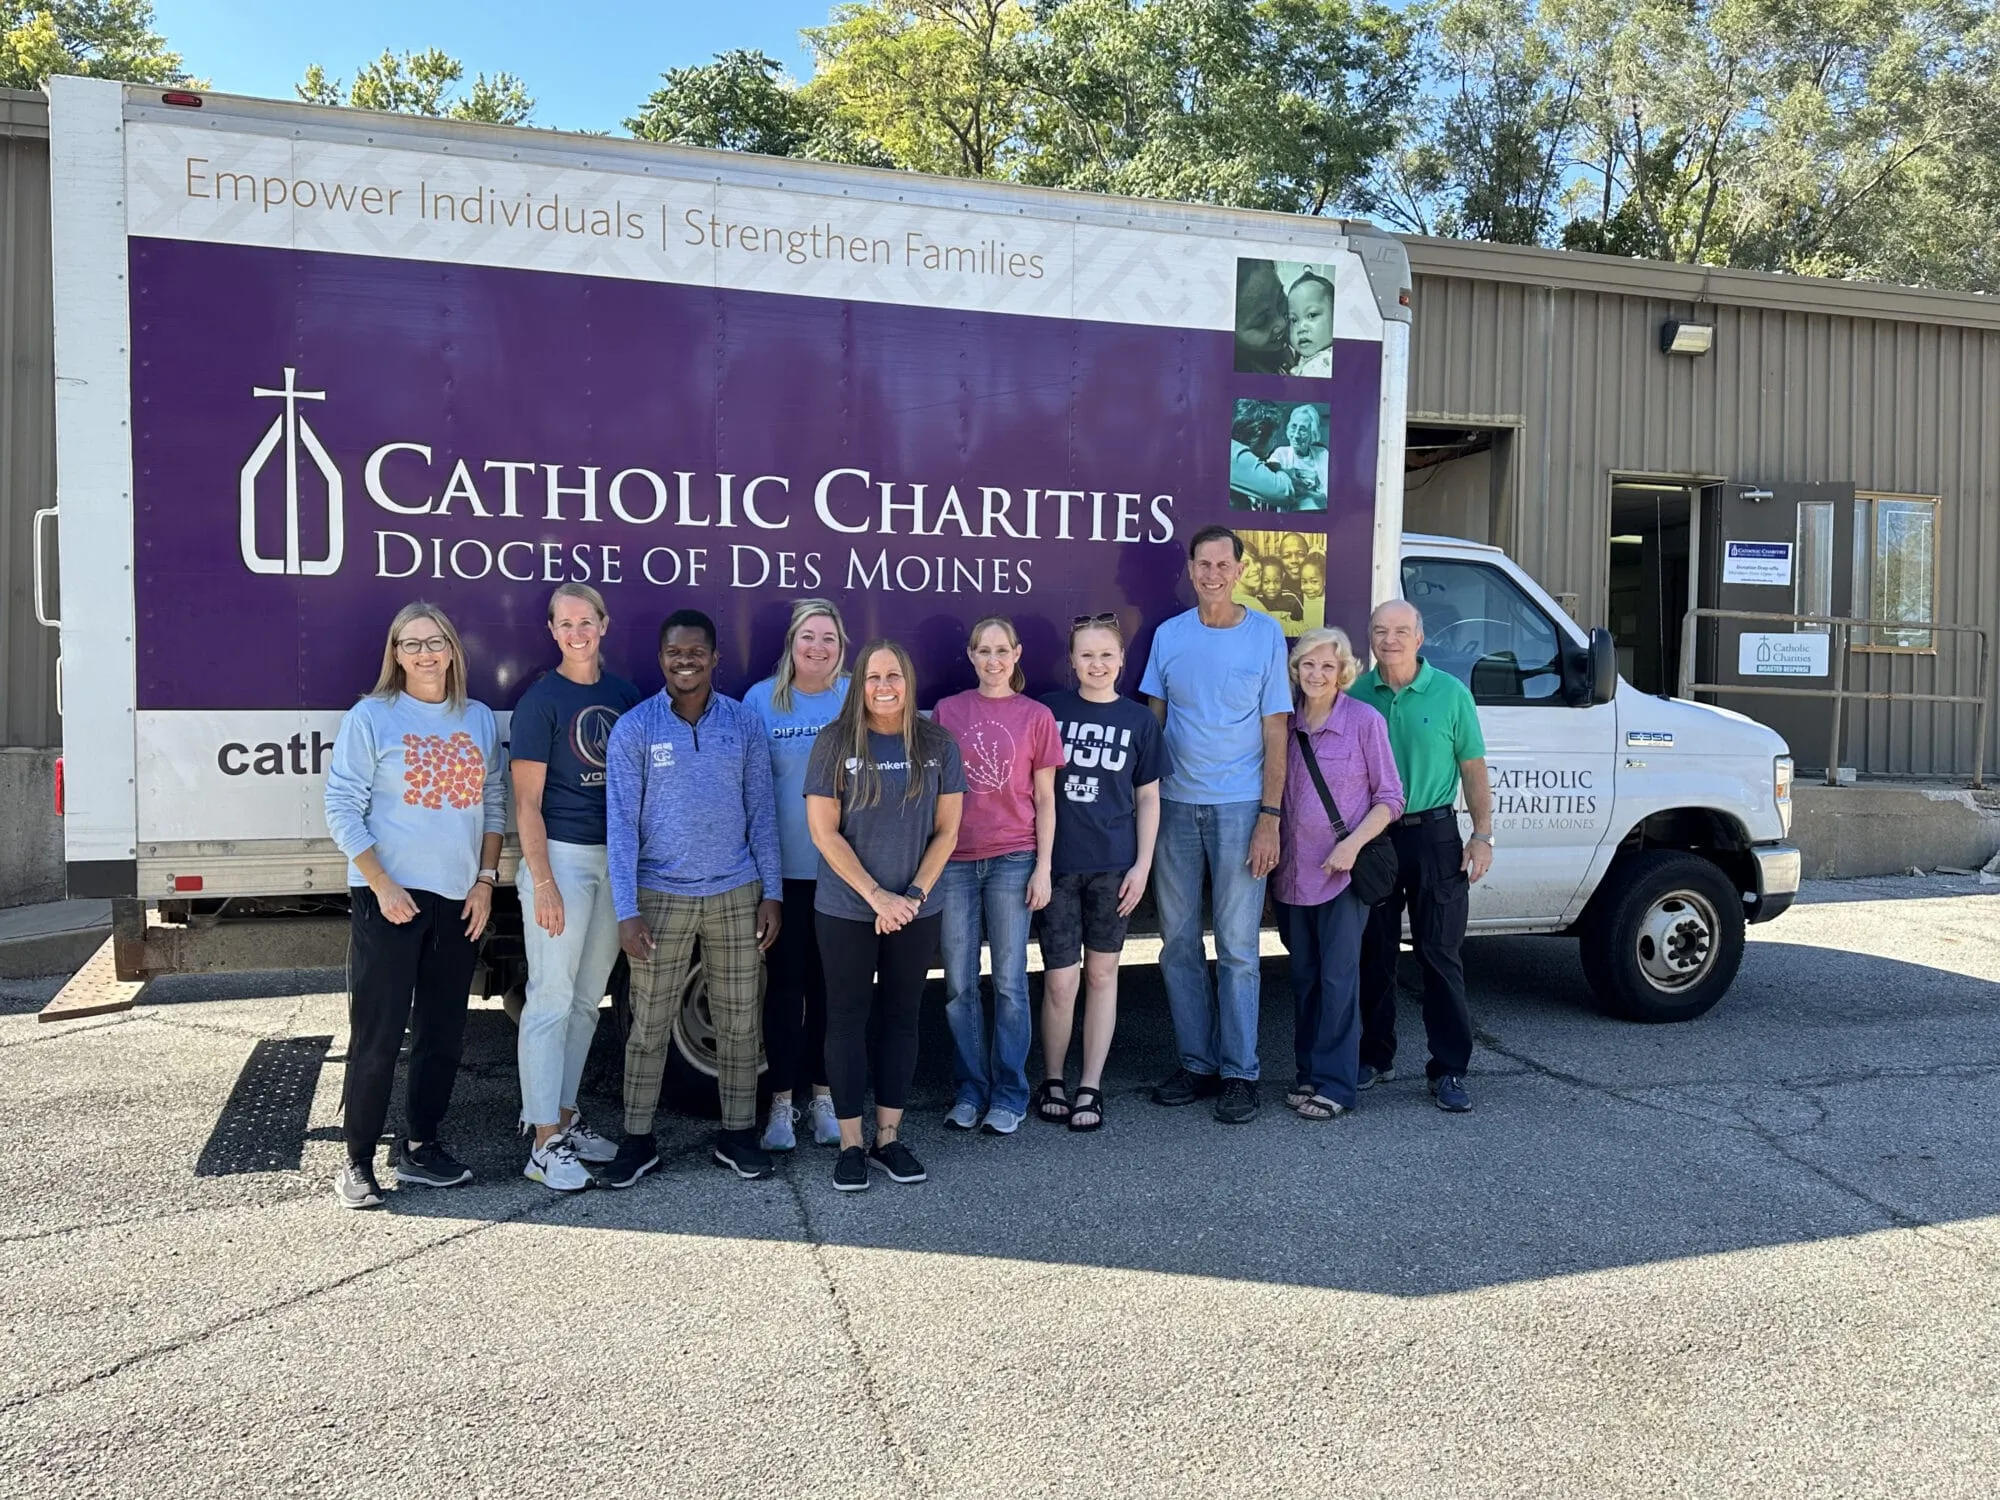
[{"xmin": 1350, "ymin": 599, "xmax": 1493, "ymax": 1112}]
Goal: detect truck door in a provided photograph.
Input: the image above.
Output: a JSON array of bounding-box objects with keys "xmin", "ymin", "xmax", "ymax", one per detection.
[{"xmin": 1400, "ymin": 554, "xmax": 1616, "ymax": 925}]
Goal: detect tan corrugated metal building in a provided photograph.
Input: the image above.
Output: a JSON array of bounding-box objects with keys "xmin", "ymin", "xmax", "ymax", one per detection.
[{"xmin": 1401, "ymin": 236, "xmax": 2000, "ymax": 781}]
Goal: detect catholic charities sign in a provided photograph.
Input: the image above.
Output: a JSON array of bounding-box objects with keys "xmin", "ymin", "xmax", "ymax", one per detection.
[{"xmin": 1739, "ymin": 632, "xmax": 1829, "ymax": 677}]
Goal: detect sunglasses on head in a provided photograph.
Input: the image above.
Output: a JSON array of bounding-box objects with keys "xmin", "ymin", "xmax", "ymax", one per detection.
[{"xmin": 1070, "ymin": 612, "xmax": 1119, "ymax": 629}]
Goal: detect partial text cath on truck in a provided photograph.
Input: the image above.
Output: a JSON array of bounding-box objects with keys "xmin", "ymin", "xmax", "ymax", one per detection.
[{"xmin": 42, "ymin": 77, "xmax": 1798, "ymax": 1043}]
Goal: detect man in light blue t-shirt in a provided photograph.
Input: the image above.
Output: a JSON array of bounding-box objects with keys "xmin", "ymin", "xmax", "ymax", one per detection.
[{"xmin": 1138, "ymin": 524, "xmax": 1292, "ymax": 1124}]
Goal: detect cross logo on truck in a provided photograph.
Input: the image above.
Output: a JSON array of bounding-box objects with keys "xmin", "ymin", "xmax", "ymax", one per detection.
[{"xmin": 239, "ymin": 368, "xmax": 345, "ymax": 577}]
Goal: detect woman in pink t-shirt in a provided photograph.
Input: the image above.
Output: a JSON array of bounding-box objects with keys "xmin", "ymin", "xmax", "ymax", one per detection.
[{"xmin": 934, "ymin": 616, "xmax": 1064, "ymax": 1134}]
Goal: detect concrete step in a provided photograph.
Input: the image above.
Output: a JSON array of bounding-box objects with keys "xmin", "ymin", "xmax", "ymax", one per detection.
[
  {"xmin": 1791, "ymin": 783, "xmax": 2000, "ymax": 880},
  {"xmin": 0, "ymin": 898, "xmax": 111, "ymax": 979}
]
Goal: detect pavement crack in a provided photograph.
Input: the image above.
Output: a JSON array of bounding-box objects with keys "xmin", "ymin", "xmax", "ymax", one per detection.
[
  {"xmin": 0, "ymin": 1190, "xmax": 573, "ymax": 1416},
  {"xmin": 779, "ymin": 1164, "xmax": 926, "ymax": 1499},
  {"xmin": 0, "ymin": 1014, "xmax": 138, "ymax": 1049}
]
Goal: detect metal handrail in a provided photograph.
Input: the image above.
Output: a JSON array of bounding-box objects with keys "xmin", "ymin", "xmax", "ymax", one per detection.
[{"xmin": 1676, "ymin": 608, "xmax": 1990, "ymax": 789}]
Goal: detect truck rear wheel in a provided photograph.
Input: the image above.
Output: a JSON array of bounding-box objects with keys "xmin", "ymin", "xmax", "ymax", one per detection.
[
  {"xmin": 1579, "ymin": 850, "xmax": 1745, "ymax": 1023},
  {"xmin": 604, "ymin": 951, "xmax": 766, "ymax": 1119}
]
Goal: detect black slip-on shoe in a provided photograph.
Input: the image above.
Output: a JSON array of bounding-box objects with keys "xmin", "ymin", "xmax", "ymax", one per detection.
[
  {"xmin": 600, "ymin": 1133, "xmax": 660, "ymax": 1189},
  {"xmin": 1151, "ymin": 1067, "xmax": 1223, "ymax": 1107},
  {"xmin": 712, "ymin": 1129, "xmax": 776, "ymax": 1180}
]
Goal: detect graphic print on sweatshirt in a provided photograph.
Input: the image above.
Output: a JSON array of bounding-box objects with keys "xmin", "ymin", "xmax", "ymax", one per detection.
[
  {"xmin": 402, "ymin": 732, "xmax": 486, "ymax": 810},
  {"xmin": 1058, "ymin": 719, "xmax": 1133, "ymax": 806}
]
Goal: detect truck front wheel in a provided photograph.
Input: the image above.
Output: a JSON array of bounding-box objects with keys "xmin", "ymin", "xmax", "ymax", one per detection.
[{"xmin": 1579, "ymin": 850, "xmax": 1746, "ymax": 1023}]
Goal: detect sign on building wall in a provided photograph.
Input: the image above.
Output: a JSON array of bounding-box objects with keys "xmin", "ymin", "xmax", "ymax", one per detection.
[
  {"xmin": 1738, "ymin": 631, "xmax": 1829, "ymax": 677},
  {"xmin": 1722, "ymin": 540, "xmax": 1793, "ymax": 586}
]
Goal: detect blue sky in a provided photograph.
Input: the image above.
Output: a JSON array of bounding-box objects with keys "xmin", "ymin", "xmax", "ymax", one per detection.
[{"xmin": 151, "ymin": 1, "xmax": 834, "ymax": 135}]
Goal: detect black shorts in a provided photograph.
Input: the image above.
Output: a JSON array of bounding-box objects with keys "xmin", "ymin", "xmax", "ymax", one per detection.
[{"xmin": 1036, "ymin": 870, "xmax": 1128, "ymax": 969}]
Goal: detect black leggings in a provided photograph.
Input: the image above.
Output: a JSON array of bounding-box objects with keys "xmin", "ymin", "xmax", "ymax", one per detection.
[
  {"xmin": 343, "ymin": 885, "xmax": 480, "ymax": 1164},
  {"xmin": 816, "ymin": 909, "xmax": 942, "ymax": 1120},
  {"xmin": 764, "ymin": 880, "xmax": 830, "ymax": 1095}
]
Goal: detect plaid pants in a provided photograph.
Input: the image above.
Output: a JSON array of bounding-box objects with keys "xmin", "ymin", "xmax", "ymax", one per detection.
[{"xmin": 624, "ymin": 881, "xmax": 765, "ymax": 1134}]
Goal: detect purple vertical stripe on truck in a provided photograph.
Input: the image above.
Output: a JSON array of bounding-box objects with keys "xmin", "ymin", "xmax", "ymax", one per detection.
[{"xmin": 128, "ymin": 237, "xmax": 1381, "ymax": 710}]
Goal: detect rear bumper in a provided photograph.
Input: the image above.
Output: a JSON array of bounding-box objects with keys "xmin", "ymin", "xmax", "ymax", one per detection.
[{"xmin": 1748, "ymin": 843, "xmax": 1801, "ymax": 923}]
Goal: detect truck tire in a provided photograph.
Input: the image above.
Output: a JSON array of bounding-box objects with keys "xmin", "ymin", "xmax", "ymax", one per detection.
[{"xmin": 1578, "ymin": 850, "xmax": 1745, "ymax": 1023}]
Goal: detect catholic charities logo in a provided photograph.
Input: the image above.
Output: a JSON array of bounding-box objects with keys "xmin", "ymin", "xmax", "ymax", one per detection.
[{"xmin": 239, "ymin": 368, "xmax": 345, "ymax": 576}]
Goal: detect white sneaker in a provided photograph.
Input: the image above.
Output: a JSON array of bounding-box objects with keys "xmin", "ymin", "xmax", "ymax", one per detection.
[
  {"xmin": 560, "ymin": 1114, "xmax": 617, "ymax": 1164},
  {"xmin": 806, "ymin": 1094, "xmax": 841, "ymax": 1147},
  {"xmin": 525, "ymin": 1135, "xmax": 591, "ymax": 1192},
  {"xmin": 761, "ymin": 1098, "xmax": 798, "ymax": 1152},
  {"xmin": 980, "ymin": 1107, "xmax": 1024, "ymax": 1136}
]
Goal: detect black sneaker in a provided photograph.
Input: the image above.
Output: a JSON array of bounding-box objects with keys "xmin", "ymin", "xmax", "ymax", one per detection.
[
  {"xmin": 1357, "ymin": 1064, "xmax": 1395, "ymax": 1090},
  {"xmin": 1151, "ymin": 1067, "xmax": 1223, "ymax": 1107},
  {"xmin": 868, "ymin": 1137, "xmax": 928, "ymax": 1184},
  {"xmin": 833, "ymin": 1145, "xmax": 871, "ymax": 1192},
  {"xmin": 333, "ymin": 1160, "xmax": 384, "ymax": 1210},
  {"xmin": 395, "ymin": 1139, "xmax": 472, "ymax": 1188},
  {"xmin": 712, "ymin": 1128, "xmax": 776, "ymax": 1180},
  {"xmin": 1214, "ymin": 1078, "xmax": 1260, "ymax": 1124},
  {"xmin": 1430, "ymin": 1074, "xmax": 1473, "ymax": 1113},
  {"xmin": 600, "ymin": 1132, "xmax": 660, "ymax": 1189}
]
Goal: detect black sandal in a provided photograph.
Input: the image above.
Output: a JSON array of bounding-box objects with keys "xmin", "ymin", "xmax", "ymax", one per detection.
[
  {"xmin": 1068, "ymin": 1086, "xmax": 1104, "ymax": 1132},
  {"xmin": 1033, "ymin": 1078, "xmax": 1071, "ymax": 1124}
]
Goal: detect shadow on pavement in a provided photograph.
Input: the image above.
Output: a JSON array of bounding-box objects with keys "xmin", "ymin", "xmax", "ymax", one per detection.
[{"xmin": 192, "ymin": 929, "xmax": 2000, "ymax": 1299}]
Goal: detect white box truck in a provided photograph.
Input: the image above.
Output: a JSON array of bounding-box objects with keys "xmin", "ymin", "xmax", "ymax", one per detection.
[{"xmin": 40, "ymin": 77, "xmax": 1797, "ymax": 1051}]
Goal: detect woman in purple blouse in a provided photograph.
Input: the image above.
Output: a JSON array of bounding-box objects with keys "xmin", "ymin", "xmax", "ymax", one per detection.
[{"xmin": 1272, "ymin": 627, "xmax": 1405, "ymax": 1119}]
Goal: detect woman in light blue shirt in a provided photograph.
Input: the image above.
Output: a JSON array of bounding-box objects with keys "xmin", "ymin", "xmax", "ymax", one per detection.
[
  {"xmin": 742, "ymin": 599, "xmax": 851, "ymax": 1152},
  {"xmin": 323, "ymin": 601, "xmax": 505, "ymax": 1210}
]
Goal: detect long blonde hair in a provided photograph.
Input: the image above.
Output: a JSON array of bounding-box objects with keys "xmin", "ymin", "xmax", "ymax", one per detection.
[
  {"xmin": 810, "ymin": 639, "xmax": 947, "ymax": 808},
  {"xmin": 369, "ymin": 601, "xmax": 469, "ymax": 713},
  {"xmin": 1288, "ymin": 625, "xmax": 1360, "ymax": 706},
  {"xmin": 967, "ymin": 615, "xmax": 1026, "ymax": 693},
  {"xmin": 770, "ymin": 598, "xmax": 849, "ymax": 715}
]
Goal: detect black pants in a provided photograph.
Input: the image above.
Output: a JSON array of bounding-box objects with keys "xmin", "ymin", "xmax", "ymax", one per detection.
[
  {"xmin": 816, "ymin": 910, "xmax": 942, "ymax": 1120},
  {"xmin": 343, "ymin": 886, "xmax": 480, "ymax": 1164},
  {"xmin": 764, "ymin": 879, "xmax": 831, "ymax": 1095},
  {"xmin": 1359, "ymin": 815, "xmax": 1474, "ymax": 1079}
]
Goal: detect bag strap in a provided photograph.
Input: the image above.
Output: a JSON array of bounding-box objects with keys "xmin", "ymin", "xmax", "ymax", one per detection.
[{"xmin": 1294, "ymin": 728, "xmax": 1354, "ymax": 841}]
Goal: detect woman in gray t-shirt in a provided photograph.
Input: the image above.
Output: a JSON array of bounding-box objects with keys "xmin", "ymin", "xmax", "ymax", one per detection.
[{"xmin": 804, "ymin": 640, "xmax": 965, "ymax": 1194}]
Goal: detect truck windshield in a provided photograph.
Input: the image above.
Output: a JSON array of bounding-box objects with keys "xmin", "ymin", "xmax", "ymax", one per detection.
[{"xmin": 1400, "ymin": 558, "xmax": 1565, "ymax": 704}]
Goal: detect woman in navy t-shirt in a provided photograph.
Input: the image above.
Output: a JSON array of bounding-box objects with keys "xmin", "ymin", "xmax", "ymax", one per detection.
[{"xmin": 510, "ymin": 583, "xmax": 644, "ymax": 1191}]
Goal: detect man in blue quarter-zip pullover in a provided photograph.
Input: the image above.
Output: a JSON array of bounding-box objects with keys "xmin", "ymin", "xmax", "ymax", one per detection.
[{"xmin": 602, "ymin": 609, "xmax": 783, "ymax": 1188}]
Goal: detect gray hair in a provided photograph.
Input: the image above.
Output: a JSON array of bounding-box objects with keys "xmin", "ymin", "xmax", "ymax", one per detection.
[{"xmin": 1370, "ymin": 599, "xmax": 1424, "ymax": 633}]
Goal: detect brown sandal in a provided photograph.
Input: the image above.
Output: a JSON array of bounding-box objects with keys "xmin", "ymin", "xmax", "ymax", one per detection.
[{"xmin": 1293, "ymin": 1094, "xmax": 1347, "ymax": 1120}]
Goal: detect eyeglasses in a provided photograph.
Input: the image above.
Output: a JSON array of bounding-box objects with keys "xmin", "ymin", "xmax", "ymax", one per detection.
[
  {"xmin": 396, "ymin": 636, "xmax": 450, "ymax": 657},
  {"xmin": 1070, "ymin": 612, "xmax": 1120, "ymax": 629}
]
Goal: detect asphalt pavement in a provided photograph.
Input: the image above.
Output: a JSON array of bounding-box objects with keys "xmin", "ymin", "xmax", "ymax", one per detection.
[{"xmin": 4, "ymin": 875, "xmax": 1997, "ymax": 1498}]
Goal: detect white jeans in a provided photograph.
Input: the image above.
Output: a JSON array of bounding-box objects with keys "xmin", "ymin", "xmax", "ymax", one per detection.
[{"xmin": 517, "ymin": 840, "xmax": 622, "ymax": 1127}]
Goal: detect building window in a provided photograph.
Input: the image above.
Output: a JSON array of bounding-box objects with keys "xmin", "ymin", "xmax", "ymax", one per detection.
[
  {"xmin": 1795, "ymin": 500, "xmax": 1834, "ymax": 632},
  {"xmin": 1852, "ymin": 494, "xmax": 1938, "ymax": 649}
]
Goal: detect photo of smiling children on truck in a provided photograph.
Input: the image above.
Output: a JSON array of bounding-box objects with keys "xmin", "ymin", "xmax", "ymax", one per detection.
[
  {"xmin": 1232, "ymin": 257, "xmax": 1339, "ymax": 376},
  {"xmin": 1232, "ymin": 528, "xmax": 1327, "ymax": 637}
]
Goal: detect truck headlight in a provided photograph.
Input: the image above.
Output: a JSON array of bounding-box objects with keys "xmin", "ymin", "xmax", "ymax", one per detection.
[{"xmin": 1774, "ymin": 755, "xmax": 1793, "ymax": 835}]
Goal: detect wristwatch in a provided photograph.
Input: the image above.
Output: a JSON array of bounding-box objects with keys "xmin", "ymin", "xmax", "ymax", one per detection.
[
  {"xmin": 476, "ymin": 866, "xmax": 500, "ymax": 885},
  {"xmin": 1469, "ymin": 834, "xmax": 1494, "ymax": 847},
  {"xmin": 904, "ymin": 883, "xmax": 928, "ymax": 902}
]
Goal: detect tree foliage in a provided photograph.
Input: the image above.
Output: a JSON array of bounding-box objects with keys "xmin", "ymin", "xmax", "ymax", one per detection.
[
  {"xmin": 296, "ymin": 48, "xmax": 534, "ymax": 126},
  {"xmin": 625, "ymin": 47, "xmax": 888, "ymax": 164},
  {"xmin": 0, "ymin": 0, "xmax": 188, "ymax": 89}
]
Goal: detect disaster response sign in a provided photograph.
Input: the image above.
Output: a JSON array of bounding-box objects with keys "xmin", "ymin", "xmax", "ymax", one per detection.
[{"xmin": 124, "ymin": 119, "xmax": 1386, "ymax": 718}]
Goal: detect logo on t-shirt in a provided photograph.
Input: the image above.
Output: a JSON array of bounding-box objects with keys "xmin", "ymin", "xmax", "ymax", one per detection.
[
  {"xmin": 1062, "ymin": 772, "xmax": 1100, "ymax": 804},
  {"xmin": 961, "ymin": 720, "xmax": 1019, "ymax": 794},
  {"xmin": 1059, "ymin": 720, "xmax": 1131, "ymax": 806},
  {"xmin": 401, "ymin": 732, "xmax": 485, "ymax": 811},
  {"xmin": 569, "ymin": 704, "xmax": 621, "ymax": 771},
  {"xmin": 650, "ymin": 742, "xmax": 675, "ymax": 769}
]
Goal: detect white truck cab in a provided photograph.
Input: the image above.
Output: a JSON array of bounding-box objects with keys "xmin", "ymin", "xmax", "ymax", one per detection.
[{"xmin": 1399, "ymin": 533, "xmax": 1800, "ymax": 1022}]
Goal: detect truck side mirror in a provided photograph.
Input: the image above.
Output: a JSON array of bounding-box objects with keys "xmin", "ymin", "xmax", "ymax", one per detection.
[{"xmin": 1589, "ymin": 627, "xmax": 1618, "ymax": 705}]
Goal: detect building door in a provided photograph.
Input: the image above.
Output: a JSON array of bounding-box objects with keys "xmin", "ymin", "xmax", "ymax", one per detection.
[
  {"xmin": 1703, "ymin": 481, "xmax": 1856, "ymax": 773},
  {"xmin": 1606, "ymin": 479, "xmax": 1705, "ymax": 696}
]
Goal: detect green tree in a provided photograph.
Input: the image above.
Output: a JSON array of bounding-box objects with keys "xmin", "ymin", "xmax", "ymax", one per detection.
[
  {"xmin": 297, "ymin": 47, "xmax": 533, "ymax": 125},
  {"xmin": 0, "ymin": 0, "xmax": 188, "ymax": 89},
  {"xmin": 804, "ymin": 0, "xmax": 1032, "ymax": 177},
  {"xmin": 625, "ymin": 47, "xmax": 888, "ymax": 164},
  {"xmin": 1013, "ymin": 0, "xmax": 1418, "ymax": 214}
]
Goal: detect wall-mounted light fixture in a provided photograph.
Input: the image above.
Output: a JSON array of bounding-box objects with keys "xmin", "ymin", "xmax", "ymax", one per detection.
[
  {"xmin": 1660, "ymin": 320, "xmax": 1714, "ymax": 356},
  {"xmin": 1739, "ymin": 487, "xmax": 1774, "ymax": 503}
]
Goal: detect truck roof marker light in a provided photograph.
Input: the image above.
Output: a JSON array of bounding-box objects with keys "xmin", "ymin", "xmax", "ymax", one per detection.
[
  {"xmin": 161, "ymin": 91, "xmax": 203, "ymax": 108},
  {"xmin": 172, "ymin": 875, "xmax": 204, "ymax": 892}
]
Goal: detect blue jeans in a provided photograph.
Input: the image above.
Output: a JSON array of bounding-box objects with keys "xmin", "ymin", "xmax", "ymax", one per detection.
[
  {"xmin": 940, "ymin": 851, "xmax": 1036, "ymax": 1115},
  {"xmin": 517, "ymin": 840, "xmax": 623, "ymax": 1127},
  {"xmin": 1276, "ymin": 891, "xmax": 1366, "ymax": 1107},
  {"xmin": 1154, "ymin": 799, "xmax": 1266, "ymax": 1081}
]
